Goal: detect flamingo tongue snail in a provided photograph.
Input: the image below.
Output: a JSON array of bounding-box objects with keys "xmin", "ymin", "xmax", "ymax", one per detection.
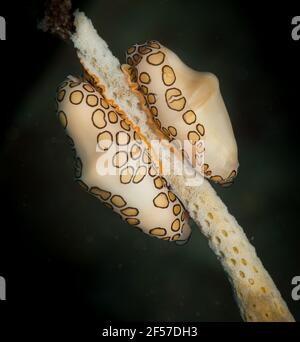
[
  {"xmin": 125, "ymin": 41, "xmax": 239, "ymax": 186},
  {"xmin": 56, "ymin": 75, "xmax": 191, "ymax": 243},
  {"xmin": 54, "ymin": 11, "xmax": 294, "ymax": 321}
]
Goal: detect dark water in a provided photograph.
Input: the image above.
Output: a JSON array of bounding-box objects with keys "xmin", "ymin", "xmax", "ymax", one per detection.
[{"xmin": 0, "ymin": 0, "xmax": 299, "ymax": 326}]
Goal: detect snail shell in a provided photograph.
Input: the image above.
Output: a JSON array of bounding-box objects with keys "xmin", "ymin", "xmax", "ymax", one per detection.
[
  {"xmin": 126, "ymin": 41, "xmax": 239, "ymax": 185},
  {"xmin": 56, "ymin": 76, "xmax": 191, "ymax": 243}
]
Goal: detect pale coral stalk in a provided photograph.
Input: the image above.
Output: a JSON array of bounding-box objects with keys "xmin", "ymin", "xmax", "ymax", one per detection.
[{"xmin": 70, "ymin": 11, "xmax": 295, "ymax": 322}]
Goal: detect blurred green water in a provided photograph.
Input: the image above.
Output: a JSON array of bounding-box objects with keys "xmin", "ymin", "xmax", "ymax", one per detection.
[{"xmin": 1, "ymin": 0, "xmax": 299, "ymax": 322}]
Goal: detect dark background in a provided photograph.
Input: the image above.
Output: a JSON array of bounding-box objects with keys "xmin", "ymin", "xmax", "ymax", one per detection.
[{"xmin": 0, "ymin": 0, "xmax": 300, "ymax": 332}]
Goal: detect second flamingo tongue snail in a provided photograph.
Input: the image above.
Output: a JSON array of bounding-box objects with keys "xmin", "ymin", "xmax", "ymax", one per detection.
[
  {"xmin": 57, "ymin": 76, "xmax": 191, "ymax": 243},
  {"xmin": 55, "ymin": 11, "xmax": 294, "ymax": 321},
  {"xmin": 126, "ymin": 42, "xmax": 239, "ymax": 186}
]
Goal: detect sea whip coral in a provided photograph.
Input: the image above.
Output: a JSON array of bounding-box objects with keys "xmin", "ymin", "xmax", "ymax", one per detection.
[{"xmin": 45, "ymin": 5, "xmax": 294, "ymax": 321}]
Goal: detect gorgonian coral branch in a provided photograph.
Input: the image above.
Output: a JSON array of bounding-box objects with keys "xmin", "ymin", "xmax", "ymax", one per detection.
[{"xmin": 46, "ymin": 5, "xmax": 294, "ymax": 322}]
